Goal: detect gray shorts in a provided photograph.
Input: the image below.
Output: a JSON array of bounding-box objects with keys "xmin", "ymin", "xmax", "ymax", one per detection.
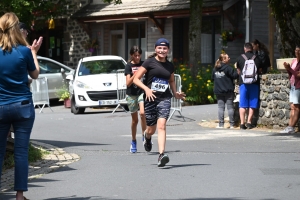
[
  {"xmin": 144, "ymin": 98, "xmax": 171, "ymax": 126},
  {"xmin": 289, "ymin": 86, "xmax": 300, "ymax": 104}
]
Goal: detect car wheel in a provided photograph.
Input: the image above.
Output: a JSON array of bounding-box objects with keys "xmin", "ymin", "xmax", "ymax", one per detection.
[{"xmin": 71, "ymin": 95, "xmax": 85, "ymax": 114}]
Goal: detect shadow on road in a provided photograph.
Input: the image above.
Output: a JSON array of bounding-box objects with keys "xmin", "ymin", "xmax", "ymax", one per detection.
[
  {"xmin": 268, "ymin": 132, "xmax": 300, "ymax": 139},
  {"xmin": 32, "ymin": 139, "xmax": 110, "ymax": 148},
  {"xmin": 159, "ymin": 163, "xmax": 211, "ymax": 169},
  {"xmin": 168, "ymin": 115, "xmax": 196, "ymax": 123}
]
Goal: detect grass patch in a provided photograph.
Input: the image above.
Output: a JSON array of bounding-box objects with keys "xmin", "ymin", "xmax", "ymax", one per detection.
[{"xmin": 3, "ymin": 142, "xmax": 49, "ymax": 171}]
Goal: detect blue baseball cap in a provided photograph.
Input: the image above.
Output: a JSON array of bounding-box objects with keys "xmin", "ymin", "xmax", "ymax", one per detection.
[{"xmin": 155, "ymin": 38, "xmax": 169, "ymax": 48}]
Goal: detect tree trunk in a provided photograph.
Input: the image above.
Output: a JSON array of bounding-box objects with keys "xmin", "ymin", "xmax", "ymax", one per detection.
[{"xmin": 189, "ymin": 0, "xmax": 203, "ymax": 78}]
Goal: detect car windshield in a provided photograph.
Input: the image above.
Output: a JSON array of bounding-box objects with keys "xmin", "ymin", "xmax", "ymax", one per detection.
[{"xmin": 78, "ymin": 59, "xmax": 126, "ymax": 76}]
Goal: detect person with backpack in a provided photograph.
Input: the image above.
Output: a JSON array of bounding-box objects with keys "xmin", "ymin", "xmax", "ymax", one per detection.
[
  {"xmin": 212, "ymin": 53, "xmax": 239, "ymax": 128},
  {"xmin": 236, "ymin": 43, "xmax": 262, "ymax": 130},
  {"xmin": 252, "ymin": 39, "xmax": 271, "ymax": 74}
]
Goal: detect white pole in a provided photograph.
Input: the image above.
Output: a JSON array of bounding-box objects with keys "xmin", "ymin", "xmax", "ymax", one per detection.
[{"xmin": 245, "ymin": 0, "xmax": 250, "ymax": 42}]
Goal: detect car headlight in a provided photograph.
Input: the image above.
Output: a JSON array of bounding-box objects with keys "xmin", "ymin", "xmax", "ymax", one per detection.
[{"xmin": 75, "ymin": 80, "xmax": 92, "ymax": 89}]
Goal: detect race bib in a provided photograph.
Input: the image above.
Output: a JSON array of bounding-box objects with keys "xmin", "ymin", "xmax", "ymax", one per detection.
[
  {"xmin": 151, "ymin": 77, "xmax": 168, "ymax": 92},
  {"xmin": 132, "ymin": 66, "xmax": 139, "ymax": 74}
]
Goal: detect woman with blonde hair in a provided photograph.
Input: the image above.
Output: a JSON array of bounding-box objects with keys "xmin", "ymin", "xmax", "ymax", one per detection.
[
  {"xmin": 211, "ymin": 53, "xmax": 239, "ymax": 128},
  {"xmin": 0, "ymin": 12, "xmax": 42, "ymax": 200}
]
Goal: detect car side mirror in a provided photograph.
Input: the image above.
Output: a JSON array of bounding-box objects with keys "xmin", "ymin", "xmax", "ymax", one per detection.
[
  {"xmin": 66, "ymin": 74, "xmax": 73, "ymax": 81},
  {"xmin": 61, "ymin": 68, "xmax": 65, "ymax": 73}
]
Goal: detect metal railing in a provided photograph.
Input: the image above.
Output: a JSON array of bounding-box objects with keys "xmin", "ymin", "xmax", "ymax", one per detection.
[
  {"xmin": 31, "ymin": 77, "xmax": 53, "ymax": 113},
  {"xmin": 168, "ymin": 74, "xmax": 185, "ymax": 122},
  {"xmin": 112, "ymin": 69, "xmax": 127, "ymax": 114}
]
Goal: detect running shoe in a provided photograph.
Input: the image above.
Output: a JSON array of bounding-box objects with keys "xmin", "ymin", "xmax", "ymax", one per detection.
[
  {"xmin": 130, "ymin": 140, "xmax": 137, "ymax": 153},
  {"xmin": 246, "ymin": 123, "xmax": 255, "ymax": 129},
  {"xmin": 280, "ymin": 126, "xmax": 295, "ymax": 134},
  {"xmin": 216, "ymin": 125, "xmax": 224, "ymax": 128},
  {"xmin": 240, "ymin": 124, "xmax": 247, "ymax": 130},
  {"xmin": 158, "ymin": 153, "xmax": 169, "ymax": 167},
  {"xmin": 143, "ymin": 131, "xmax": 152, "ymax": 152}
]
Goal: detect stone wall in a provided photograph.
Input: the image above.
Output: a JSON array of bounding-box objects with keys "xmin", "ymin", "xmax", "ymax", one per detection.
[
  {"xmin": 63, "ymin": 0, "xmax": 92, "ymax": 68},
  {"xmin": 257, "ymin": 73, "xmax": 290, "ymax": 129}
]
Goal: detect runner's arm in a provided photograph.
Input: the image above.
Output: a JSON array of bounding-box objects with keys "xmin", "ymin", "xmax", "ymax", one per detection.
[
  {"xmin": 126, "ymin": 73, "xmax": 135, "ymax": 87},
  {"xmin": 133, "ymin": 66, "xmax": 156, "ymax": 101}
]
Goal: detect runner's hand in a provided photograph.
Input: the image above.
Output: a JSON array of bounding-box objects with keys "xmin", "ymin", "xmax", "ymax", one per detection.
[
  {"xmin": 175, "ymin": 92, "xmax": 186, "ymax": 100},
  {"xmin": 145, "ymin": 88, "xmax": 156, "ymax": 101}
]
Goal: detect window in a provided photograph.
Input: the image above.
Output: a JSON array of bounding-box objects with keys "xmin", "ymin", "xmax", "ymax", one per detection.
[
  {"xmin": 38, "ymin": 59, "xmax": 71, "ymax": 74},
  {"xmin": 78, "ymin": 60, "xmax": 126, "ymax": 76},
  {"xmin": 126, "ymin": 22, "xmax": 146, "ymax": 61}
]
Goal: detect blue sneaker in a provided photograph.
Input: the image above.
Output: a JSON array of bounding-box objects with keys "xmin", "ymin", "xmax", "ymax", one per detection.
[{"xmin": 130, "ymin": 140, "xmax": 137, "ymax": 153}]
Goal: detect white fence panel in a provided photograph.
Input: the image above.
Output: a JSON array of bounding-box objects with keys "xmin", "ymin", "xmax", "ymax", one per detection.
[
  {"xmin": 112, "ymin": 69, "xmax": 127, "ymax": 114},
  {"xmin": 168, "ymin": 74, "xmax": 185, "ymax": 122},
  {"xmin": 31, "ymin": 77, "xmax": 53, "ymax": 113}
]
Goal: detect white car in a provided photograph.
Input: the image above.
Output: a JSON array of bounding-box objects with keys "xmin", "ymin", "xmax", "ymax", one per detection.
[
  {"xmin": 37, "ymin": 56, "xmax": 74, "ymax": 99},
  {"xmin": 67, "ymin": 55, "xmax": 127, "ymax": 114}
]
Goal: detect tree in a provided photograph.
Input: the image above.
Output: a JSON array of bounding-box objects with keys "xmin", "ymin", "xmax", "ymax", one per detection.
[
  {"xmin": 0, "ymin": 0, "xmax": 70, "ymax": 30},
  {"xmin": 188, "ymin": 0, "xmax": 203, "ymax": 78},
  {"xmin": 269, "ymin": 0, "xmax": 300, "ymax": 57}
]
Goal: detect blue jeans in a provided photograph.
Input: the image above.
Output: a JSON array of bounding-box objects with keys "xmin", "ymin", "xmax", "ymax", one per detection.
[{"xmin": 0, "ymin": 99, "xmax": 35, "ymax": 191}]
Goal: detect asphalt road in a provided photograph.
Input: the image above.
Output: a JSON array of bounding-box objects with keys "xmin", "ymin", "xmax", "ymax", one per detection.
[{"xmin": 1, "ymin": 103, "xmax": 300, "ymax": 200}]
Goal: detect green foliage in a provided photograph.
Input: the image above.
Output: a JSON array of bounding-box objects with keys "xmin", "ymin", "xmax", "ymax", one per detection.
[
  {"xmin": 3, "ymin": 151, "xmax": 14, "ymax": 170},
  {"xmin": 3, "ymin": 143, "xmax": 48, "ymax": 171},
  {"xmin": 267, "ymin": 67, "xmax": 281, "ymax": 74},
  {"xmin": 173, "ymin": 59, "xmax": 215, "ymax": 105},
  {"xmin": 81, "ymin": 39, "xmax": 99, "ymax": 50},
  {"xmin": 0, "ymin": 0, "xmax": 70, "ymax": 30},
  {"xmin": 269, "ymin": 0, "xmax": 300, "ymax": 57},
  {"xmin": 55, "ymin": 84, "xmax": 70, "ymax": 101},
  {"xmin": 220, "ymin": 29, "xmax": 243, "ymax": 48}
]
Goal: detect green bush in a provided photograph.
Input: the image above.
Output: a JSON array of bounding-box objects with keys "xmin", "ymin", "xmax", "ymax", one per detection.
[
  {"xmin": 173, "ymin": 59, "xmax": 215, "ymax": 104},
  {"xmin": 3, "ymin": 143, "xmax": 48, "ymax": 171}
]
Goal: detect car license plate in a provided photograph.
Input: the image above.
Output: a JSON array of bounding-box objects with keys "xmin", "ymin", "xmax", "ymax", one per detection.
[{"xmin": 99, "ymin": 100, "xmax": 117, "ymax": 105}]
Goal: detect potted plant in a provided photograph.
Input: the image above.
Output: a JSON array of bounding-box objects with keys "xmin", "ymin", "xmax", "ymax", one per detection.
[
  {"xmin": 55, "ymin": 85, "xmax": 71, "ymax": 108},
  {"xmin": 219, "ymin": 29, "xmax": 243, "ymax": 48},
  {"xmin": 81, "ymin": 38, "xmax": 99, "ymax": 52}
]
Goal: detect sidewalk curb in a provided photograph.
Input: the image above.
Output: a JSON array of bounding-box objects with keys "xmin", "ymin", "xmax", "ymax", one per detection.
[{"xmin": 1, "ymin": 140, "xmax": 80, "ymax": 192}]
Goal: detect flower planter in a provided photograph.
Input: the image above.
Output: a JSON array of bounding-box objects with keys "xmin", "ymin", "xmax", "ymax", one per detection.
[
  {"xmin": 276, "ymin": 58, "xmax": 295, "ymax": 72},
  {"xmin": 64, "ymin": 99, "xmax": 71, "ymax": 108}
]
